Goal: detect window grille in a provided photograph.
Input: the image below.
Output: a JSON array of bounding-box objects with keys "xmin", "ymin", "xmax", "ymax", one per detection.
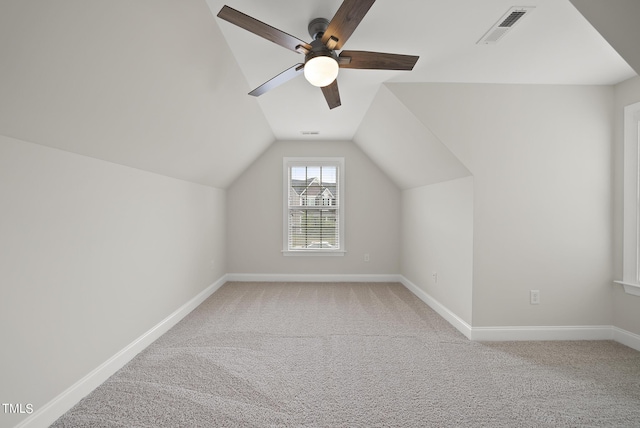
[{"xmin": 283, "ymin": 158, "xmax": 344, "ymax": 254}]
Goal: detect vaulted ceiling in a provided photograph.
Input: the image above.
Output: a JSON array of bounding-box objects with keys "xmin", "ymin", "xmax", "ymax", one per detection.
[
  {"xmin": 209, "ymin": 0, "xmax": 634, "ymax": 141},
  {"xmin": 0, "ymin": 0, "xmax": 636, "ymax": 189}
]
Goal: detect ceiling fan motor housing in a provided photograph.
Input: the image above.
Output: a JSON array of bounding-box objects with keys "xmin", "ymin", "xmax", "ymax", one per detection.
[
  {"xmin": 308, "ymin": 17, "xmax": 330, "ymax": 40},
  {"xmin": 305, "ymin": 39, "xmax": 338, "ymax": 63}
]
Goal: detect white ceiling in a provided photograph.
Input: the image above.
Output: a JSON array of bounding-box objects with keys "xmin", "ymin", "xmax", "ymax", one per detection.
[
  {"xmin": 208, "ymin": 0, "xmax": 635, "ymax": 141},
  {"xmin": 0, "ymin": 0, "xmax": 274, "ymax": 188},
  {"xmin": 0, "ymin": 0, "xmax": 636, "ymax": 189},
  {"xmin": 569, "ymin": 0, "xmax": 640, "ymax": 76}
]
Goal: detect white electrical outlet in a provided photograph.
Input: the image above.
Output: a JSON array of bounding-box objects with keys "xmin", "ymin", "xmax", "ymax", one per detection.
[
  {"xmin": 432, "ymin": 272, "xmax": 438, "ymax": 283},
  {"xmin": 364, "ymin": 253, "xmax": 370, "ymax": 262},
  {"xmin": 530, "ymin": 290, "xmax": 540, "ymax": 305}
]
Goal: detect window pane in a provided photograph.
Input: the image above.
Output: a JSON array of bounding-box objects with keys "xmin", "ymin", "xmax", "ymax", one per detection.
[
  {"xmin": 291, "ymin": 166, "xmax": 307, "ymax": 181},
  {"xmin": 306, "ymin": 166, "xmax": 320, "ymax": 181},
  {"xmin": 321, "ymin": 166, "xmax": 337, "ymax": 185},
  {"xmin": 288, "ymin": 208, "xmax": 339, "ymax": 249},
  {"xmin": 285, "ymin": 159, "xmax": 343, "ymax": 252}
]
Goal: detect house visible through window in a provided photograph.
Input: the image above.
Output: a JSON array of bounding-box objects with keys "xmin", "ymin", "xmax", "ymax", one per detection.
[{"xmin": 283, "ymin": 158, "xmax": 344, "ymax": 255}]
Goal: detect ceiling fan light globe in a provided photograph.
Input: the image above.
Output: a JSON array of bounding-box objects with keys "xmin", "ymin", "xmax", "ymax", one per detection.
[{"xmin": 304, "ymin": 56, "xmax": 339, "ymax": 87}]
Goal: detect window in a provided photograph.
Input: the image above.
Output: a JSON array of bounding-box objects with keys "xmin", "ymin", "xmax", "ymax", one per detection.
[
  {"xmin": 283, "ymin": 158, "xmax": 344, "ymax": 255},
  {"xmin": 616, "ymin": 101, "xmax": 640, "ymax": 296}
]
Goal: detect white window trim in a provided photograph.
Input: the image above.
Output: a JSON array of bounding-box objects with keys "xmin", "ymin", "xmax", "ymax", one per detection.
[
  {"xmin": 282, "ymin": 157, "xmax": 345, "ymax": 256},
  {"xmin": 615, "ymin": 101, "xmax": 640, "ymax": 297}
]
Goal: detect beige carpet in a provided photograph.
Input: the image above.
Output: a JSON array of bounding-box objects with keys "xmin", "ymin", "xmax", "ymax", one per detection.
[{"xmin": 52, "ymin": 282, "xmax": 640, "ymax": 427}]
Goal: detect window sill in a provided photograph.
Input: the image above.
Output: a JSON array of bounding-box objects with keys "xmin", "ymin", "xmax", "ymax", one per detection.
[
  {"xmin": 614, "ymin": 281, "xmax": 640, "ymax": 297},
  {"xmin": 282, "ymin": 250, "xmax": 346, "ymax": 257}
]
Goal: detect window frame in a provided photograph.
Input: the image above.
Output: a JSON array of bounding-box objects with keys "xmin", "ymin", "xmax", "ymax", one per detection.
[
  {"xmin": 282, "ymin": 157, "xmax": 345, "ymax": 256},
  {"xmin": 616, "ymin": 101, "xmax": 640, "ymax": 296}
]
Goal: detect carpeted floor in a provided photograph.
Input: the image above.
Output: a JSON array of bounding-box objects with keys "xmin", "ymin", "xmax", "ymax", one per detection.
[{"xmin": 52, "ymin": 282, "xmax": 640, "ymax": 427}]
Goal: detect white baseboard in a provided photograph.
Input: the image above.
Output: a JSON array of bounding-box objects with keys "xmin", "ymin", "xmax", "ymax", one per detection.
[
  {"xmin": 399, "ymin": 275, "xmax": 473, "ymax": 339},
  {"xmin": 470, "ymin": 325, "xmax": 614, "ymax": 341},
  {"xmin": 15, "ymin": 275, "xmax": 228, "ymax": 428},
  {"xmin": 225, "ymin": 273, "xmax": 402, "ymax": 283},
  {"xmin": 612, "ymin": 326, "xmax": 640, "ymax": 352},
  {"xmin": 397, "ymin": 275, "xmax": 640, "ymax": 348}
]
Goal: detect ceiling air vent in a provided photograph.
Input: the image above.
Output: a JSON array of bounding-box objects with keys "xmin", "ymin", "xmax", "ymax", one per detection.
[{"xmin": 477, "ymin": 6, "xmax": 534, "ymax": 44}]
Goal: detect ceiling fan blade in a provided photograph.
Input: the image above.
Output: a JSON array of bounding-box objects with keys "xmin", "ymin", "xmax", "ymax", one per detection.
[
  {"xmin": 321, "ymin": 80, "xmax": 341, "ymax": 109},
  {"xmin": 249, "ymin": 64, "xmax": 304, "ymax": 97},
  {"xmin": 321, "ymin": 0, "xmax": 375, "ymax": 50},
  {"xmin": 218, "ymin": 6, "xmax": 311, "ymax": 53},
  {"xmin": 338, "ymin": 50, "xmax": 419, "ymax": 70}
]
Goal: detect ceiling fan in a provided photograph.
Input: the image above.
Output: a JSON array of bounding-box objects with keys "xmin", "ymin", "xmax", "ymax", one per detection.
[{"xmin": 217, "ymin": 0, "xmax": 419, "ymax": 109}]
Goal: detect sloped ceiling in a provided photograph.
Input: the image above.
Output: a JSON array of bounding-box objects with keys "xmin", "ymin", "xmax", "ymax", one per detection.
[
  {"xmin": 0, "ymin": 0, "xmax": 273, "ymax": 189},
  {"xmin": 353, "ymin": 85, "xmax": 471, "ymax": 190},
  {"xmin": 0, "ymin": 0, "xmax": 636, "ymax": 190},
  {"xmin": 569, "ymin": 0, "xmax": 640, "ymax": 76}
]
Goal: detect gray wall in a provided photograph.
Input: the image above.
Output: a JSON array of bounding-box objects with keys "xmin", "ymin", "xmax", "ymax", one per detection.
[
  {"xmin": 613, "ymin": 76, "xmax": 640, "ymax": 335},
  {"xmin": 226, "ymin": 140, "xmax": 401, "ymax": 276},
  {"xmin": 389, "ymin": 83, "xmax": 615, "ymax": 327},
  {"xmin": 0, "ymin": 135, "xmax": 226, "ymax": 428},
  {"xmin": 401, "ymin": 177, "xmax": 474, "ymax": 325}
]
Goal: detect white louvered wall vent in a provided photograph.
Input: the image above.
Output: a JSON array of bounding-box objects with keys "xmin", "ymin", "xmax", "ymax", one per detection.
[{"xmin": 477, "ymin": 6, "xmax": 535, "ymax": 44}]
